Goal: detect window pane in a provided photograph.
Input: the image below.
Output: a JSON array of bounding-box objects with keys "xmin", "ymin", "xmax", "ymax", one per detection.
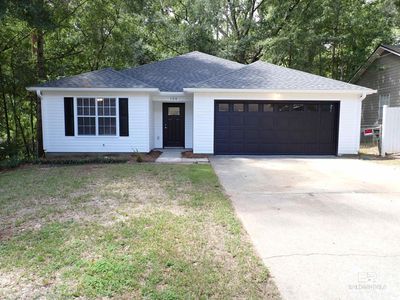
[
  {"xmin": 277, "ymin": 104, "xmax": 291, "ymax": 112},
  {"xmin": 263, "ymin": 104, "xmax": 273, "ymax": 112},
  {"xmin": 78, "ymin": 117, "xmax": 96, "ymax": 135},
  {"xmin": 99, "ymin": 117, "xmax": 116, "ymax": 135},
  {"xmin": 292, "ymin": 104, "xmax": 304, "ymax": 111},
  {"xmin": 77, "ymin": 97, "xmax": 96, "ymax": 116},
  {"xmin": 321, "ymin": 104, "xmax": 334, "ymax": 112},
  {"xmin": 168, "ymin": 107, "xmax": 180, "ymax": 115},
  {"xmin": 218, "ymin": 103, "xmax": 229, "ymax": 112},
  {"xmin": 305, "ymin": 104, "xmax": 318, "ymax": 112},
  {"xmin": 248, "ymin": 104, "xmax": 259, "ymax": 112},
  {"xmin": 233, "ymin": 103, "xmax": 244, "ymax": 112}
]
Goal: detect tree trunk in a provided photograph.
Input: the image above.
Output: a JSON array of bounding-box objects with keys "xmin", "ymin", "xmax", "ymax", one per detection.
[
  {"xmin": 0, "ymin": 64, "xmax": 11, "ymax": 144},
  {"xmin": 30, "ymin": 94, "xmax": 36, "ymax": 154},
  {"xmin": 33, "ymin": 28, "xmax": 45, "ymax": 157}
]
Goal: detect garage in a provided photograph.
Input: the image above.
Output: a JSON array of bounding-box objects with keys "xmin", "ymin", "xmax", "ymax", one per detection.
[{"xmin": 214, "ymin": 101, "xmax": 339, "ymax": 155}]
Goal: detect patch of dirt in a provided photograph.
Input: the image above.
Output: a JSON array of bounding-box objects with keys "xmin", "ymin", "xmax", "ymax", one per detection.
[
  {"xmin": 0, "ymin": 270, "xmax": 52, "ymax": 299},
  {"xmin": 181, "ymin": 151, "xmax": 208, "ymax": 159},
  {"xmin": 1, "ymin": 174, "xmax": 190, "ymax": 236},
  {"xmin": 0, "ymin": 226, "xmax": 13, "ymax": 241},
  {"xmin": 131, "ymin": 150, "xmax": 162, "ymax": 162}
]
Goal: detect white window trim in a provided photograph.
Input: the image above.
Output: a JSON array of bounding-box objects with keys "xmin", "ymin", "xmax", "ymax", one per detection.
[{"xmin": 74, "ymin": 96, "xmax": 120, "ymax": 137}]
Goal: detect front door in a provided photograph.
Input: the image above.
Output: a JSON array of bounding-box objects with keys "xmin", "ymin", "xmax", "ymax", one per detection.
[{"xmin": 163, "ymin": 103, "xmax": 185, "ymax": 147}]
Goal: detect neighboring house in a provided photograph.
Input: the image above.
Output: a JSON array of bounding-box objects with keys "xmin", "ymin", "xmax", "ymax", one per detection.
[
  {"xmin": 27, "ymin": 51, "xmax": 374, "ymax": 156},
  {"xmin": 350, "ymin": 44, "xmax": 400, "ymax": 133}
]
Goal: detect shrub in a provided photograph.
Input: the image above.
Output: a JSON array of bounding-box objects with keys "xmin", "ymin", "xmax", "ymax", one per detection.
[
  {"xmin": 0, "ymin": 157, "xmax": 27, "ymax": 171},
  {"xmin": 35, "ymin": 156, "xmax": 128, "ymax": 166}
]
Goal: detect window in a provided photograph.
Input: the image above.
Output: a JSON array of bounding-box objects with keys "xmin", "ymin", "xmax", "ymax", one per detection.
[
  {"xmin": 276, "ymin": 104, "xmax": 291, "ymax": 112},
  {"xmin": 292, "ymin": 104, "xmax": 304, "ymax": 111},
  {"xmin": 248, "ymin": 104, "xmax": 259, "ymax": 112},
  {"xmin": 218, "ymin": 103, "xmax": 229, "ymax": 112},
  {"xmin": 77, "ymin": 98, "xmax": 96, "ymax": 135},
  {"xmin": 305, "ymin": 104, "xmax": 318, "ymax": 112},
  {"xmin": 233, "ymin": 103, "xmax": 244, "ymax": 112},
  {"xmin": 97, "ymin": 98, "xmax": 116, "ymax": 135},
  {"xmin": 263, "ymin": 104, "xmax": 274, "ymax": 112},
  {"xmin": 168, "ymin": 107, "xmax": 181, "ymax": 115},
  {"xmin": 77, "ymin": 97, "xmax": 117, "ymax": 136},
  {"xmin": 379, "ymin": 94, "xmax": 390, "ymax": 120},
  {"xmin": 321, "ymin": 104, "xmax": 335, "ymax": 112}
]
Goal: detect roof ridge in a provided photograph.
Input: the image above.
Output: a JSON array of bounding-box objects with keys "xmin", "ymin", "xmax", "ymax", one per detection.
[
  {"xmin": 190, "ymin": 63, "xmax": 251, "ymax": 87},
  {"xmin": 122, "ymin": 52, "xmax": 196, "ymax": 73},
  {"xmin": 122, "ymin": 51, "xmax": 243, "ymax": 74}
]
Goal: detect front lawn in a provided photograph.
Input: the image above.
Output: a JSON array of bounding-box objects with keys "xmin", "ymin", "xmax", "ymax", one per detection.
[{"xmin": 0, "ymin": 164, "xmax": 279, "ymax": 299}]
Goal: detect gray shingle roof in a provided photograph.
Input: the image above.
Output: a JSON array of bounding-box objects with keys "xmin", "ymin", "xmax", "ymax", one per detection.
[
  {"xmin": 30, "ymin": 52, "xmax": 372, "ymax": 93},
  {"xmin": 190, "ymin": 61, "xmax": 372, "ymax": 91},
  {"xmin": 381, "ymin": 44, "xmax": 400, "ymax": 55},
  {"xmin": 121, "ymin": 51, "xmax": 244, "ymax": 92},
  {"xmin": 32, "ymin": 68, "xmax": 154, "ymax": 89}
]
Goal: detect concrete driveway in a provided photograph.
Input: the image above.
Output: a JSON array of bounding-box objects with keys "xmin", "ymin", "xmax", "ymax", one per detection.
[{"xmin": 211, "ymin": 157, "xmax": 400, "ymax": 300}]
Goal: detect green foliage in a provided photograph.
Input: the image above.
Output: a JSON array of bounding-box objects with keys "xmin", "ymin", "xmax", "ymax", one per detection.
[
  {"xmin": 0, "ymin": 156, "xmax": 27, "ymax": 170},
  {"xmin": 0, "ymin": 0, "xmax": 398, "ymax": 159},
  {"xmin": 35, "ymin": 156, "xmax": 129, "ymax": 165}
]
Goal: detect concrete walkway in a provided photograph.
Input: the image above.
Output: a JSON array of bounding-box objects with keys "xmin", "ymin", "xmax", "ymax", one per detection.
[
  {"xmin": 155, "ymin": 149, "xmax": 209, "ymax": 164},
  {"xmin": 211, "ymin": 156, "xmax": 400, "ymax": 300}
]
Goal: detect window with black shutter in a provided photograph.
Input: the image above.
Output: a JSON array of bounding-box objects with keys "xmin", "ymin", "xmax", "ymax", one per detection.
[
  {"xmin": 119, "ymin": 98, "xmax": 129, "ymax": 136},
  {"xmin": 64, "ymin": 97, "xmax": 74, "ymax": 136}
]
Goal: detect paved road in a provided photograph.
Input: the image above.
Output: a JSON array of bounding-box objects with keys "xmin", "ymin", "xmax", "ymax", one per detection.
[{"xmin": 211, "ymin": 157, "xmax": 400, "ymax": 300}]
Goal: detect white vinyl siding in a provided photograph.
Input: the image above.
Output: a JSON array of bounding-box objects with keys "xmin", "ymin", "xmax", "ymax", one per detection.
[
  {"xmin": 337, "ymin": 99, "xmax": 362, "ymax": 155},
  {"xmin": 41, "ymin": 92, "xmax": 151, "ymax": 153}
]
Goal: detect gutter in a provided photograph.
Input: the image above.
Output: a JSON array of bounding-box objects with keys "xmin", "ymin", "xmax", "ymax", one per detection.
[
  {"xmin": 183, "ymin": 88, "xmax": 376, "ymax": 95},
  {"xmin": 36, "ymin": 89, "xmax": 42, "ymax": 99},
  {"xmin": 26, "ymin": 87, "xmax": 160, "ymax": 93}
]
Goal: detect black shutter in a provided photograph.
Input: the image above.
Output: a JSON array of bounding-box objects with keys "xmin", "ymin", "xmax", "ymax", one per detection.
[
  {"xmin": 119, "ymin": 98, "xmax": 129, "ymax": 136},
  {"xmin": 64, "ymin": 97, "xmax": 74, "ymax": 136}
]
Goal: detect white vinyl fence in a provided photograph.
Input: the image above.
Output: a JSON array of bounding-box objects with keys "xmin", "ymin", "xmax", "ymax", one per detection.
[{"xmin": 381, "ymin": 105, "xmax": 400, "ymax": 156}]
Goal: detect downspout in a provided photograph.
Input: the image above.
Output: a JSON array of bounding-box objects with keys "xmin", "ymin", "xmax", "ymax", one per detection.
[
  {"xmin": 36, "ymin": 89, "xmax": 42, "ymax": 99},
  {"xmin": 35, "ymin": 89, "xmax": 44, "ymax": 156}
]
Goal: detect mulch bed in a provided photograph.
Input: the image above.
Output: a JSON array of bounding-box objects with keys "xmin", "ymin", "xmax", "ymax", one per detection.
[
  {"xmin": 131, "ymin": 150, "xmax": 162, "ymax": 162},
  {"xmin": 181, "ymin": 151, "xmax": 208, "ymax": 159}
]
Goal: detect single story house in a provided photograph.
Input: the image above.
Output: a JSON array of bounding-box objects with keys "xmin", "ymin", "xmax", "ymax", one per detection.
[
  {"xmin": 27, "ymin": 51, "xmax": 375, "ymax": 155},
  {"xmin": 350, "ymin": 44, "xmax": 400, "ymax": 134}
]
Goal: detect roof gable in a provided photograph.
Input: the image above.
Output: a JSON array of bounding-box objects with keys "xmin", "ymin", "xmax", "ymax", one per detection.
[
  {"xmin": 190, "ymin": 61, "xmax": 371, "ymax": 91},
  {"xmin": 31, "ymin": 68, "xmax": 154, "ymax": 89},
  {"xmin": 350, "ymin": 44, "xmax": 400, "ymax": 83},
  {"xmin": 121, "ymin": 51, "xmax": 244, "ymax": 92}
]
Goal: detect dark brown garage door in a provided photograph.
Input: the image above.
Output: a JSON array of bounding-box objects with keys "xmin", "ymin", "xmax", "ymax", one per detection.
[{"xmin": 214, "ymin": 101, "xmax": 339, "ymax": 155}]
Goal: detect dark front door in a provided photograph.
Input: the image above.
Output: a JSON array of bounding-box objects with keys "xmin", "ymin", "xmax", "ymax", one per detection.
[
  {"xmin": 214, "ymin": 101, "xmax": 339, "ymax": 155},
  {"xmin": 163, "ymin": 103, "xmax": 185, "ymax": 147}
]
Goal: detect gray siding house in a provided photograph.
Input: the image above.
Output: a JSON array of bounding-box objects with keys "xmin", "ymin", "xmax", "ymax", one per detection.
[{"xmin": 351, "ymin": 45, "xmax": 400, "ymax": 132}]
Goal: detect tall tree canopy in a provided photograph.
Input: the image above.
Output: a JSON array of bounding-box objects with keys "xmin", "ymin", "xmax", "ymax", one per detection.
[{"xmin": 0, "ymin": 0, "xmax": 398, "ymax": 159}]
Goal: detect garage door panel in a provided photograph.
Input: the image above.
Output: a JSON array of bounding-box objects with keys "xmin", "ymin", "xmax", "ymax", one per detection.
[
  {"xmin": 215, "ymin": 101, "xmax": 339, "ymax": 155},
  {"xmin": 260, "ymin": 118, "xmax": 274, "ymax": 128},
  {"xmin": 244, "ymin": 115, "xmax": 260, "ymax": 127},
  {"xmin": 231, "ymin": 129, "xmax": 245, "ymax": 140},
  {"xmin": 229, "ymin": 115, "xmax": 244, "ymax": 126}
]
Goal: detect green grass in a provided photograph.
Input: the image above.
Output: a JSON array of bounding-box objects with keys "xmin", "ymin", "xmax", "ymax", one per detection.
[{"xmin": 0, "ymin": 164, "xmax": 279, "ymax": 299}]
